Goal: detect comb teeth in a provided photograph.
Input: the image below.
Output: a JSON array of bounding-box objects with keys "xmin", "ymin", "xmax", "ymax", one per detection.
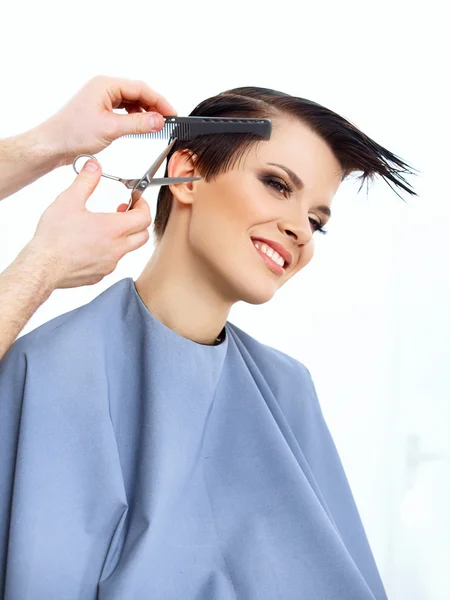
[
  {"xmin": 121, "ymin": 116, "xmax": 271, "ymax": 141},
  {"xmin": 145, "ymin": 121, "xmax": 190, "ymax": 140},
  {"xmin": 122, "ymin": 121, "xmax": 191, "ymax": 141}
]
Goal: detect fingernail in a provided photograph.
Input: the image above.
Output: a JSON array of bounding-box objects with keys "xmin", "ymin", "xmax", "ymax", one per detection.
[
  {"xmin": 84, "ymin": 160, "xmax": 98, "ymax": 172},
  {"xmin": 148, "ymin": 113, "xmax": 161, "ymax": 130}
]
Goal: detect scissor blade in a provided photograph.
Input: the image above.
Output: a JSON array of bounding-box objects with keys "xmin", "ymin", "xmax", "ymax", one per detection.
[
  {"xmin": 146, "ymin": 138, "xmax": 177, "ymax": 181},
  {"xmin": 126, "ymin": 139, "xmax": 179, "ymax": 211},
  {"xmin": 148, "ymin": 177, "xmax": 201, "ymax": 186}
]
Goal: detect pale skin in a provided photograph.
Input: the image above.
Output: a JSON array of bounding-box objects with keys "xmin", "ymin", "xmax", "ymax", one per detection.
[
  {"xmin": 135, "ymin": 117, "xmax": 343, "ymax": 345},
  {"xmin": 0, "ymin": 76, "xmax": 176, "ymax": 361}
]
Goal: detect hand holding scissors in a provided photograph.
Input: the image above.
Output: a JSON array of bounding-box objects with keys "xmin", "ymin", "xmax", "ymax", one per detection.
[{"xmin": 73, "ymin": 138, "xmax": 200, "ymax": 211}]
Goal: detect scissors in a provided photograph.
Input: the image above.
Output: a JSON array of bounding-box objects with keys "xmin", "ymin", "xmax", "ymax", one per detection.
[{"xmin": 72, "ymin": 138, "xmax": 200, "ymax": 212}]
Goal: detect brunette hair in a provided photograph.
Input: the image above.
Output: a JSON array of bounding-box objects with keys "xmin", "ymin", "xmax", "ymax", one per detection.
[{"xmin": 154, "ymin": 86, "xmax": 418, "ymax": 240}]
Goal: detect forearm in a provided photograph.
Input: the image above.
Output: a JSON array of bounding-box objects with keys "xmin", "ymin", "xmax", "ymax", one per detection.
[
  {"xmin": 0, "ymin": 241, "xmax": 56, "ymax": 360},
  {"xmin": 0, "ymin": 125, "xmax": 65, "ymax": 201}
]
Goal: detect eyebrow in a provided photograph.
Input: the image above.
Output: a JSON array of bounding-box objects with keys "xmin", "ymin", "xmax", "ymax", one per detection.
[{"xmin": 267, "ymin": 162, "xmax": 332, "ymax": 219}]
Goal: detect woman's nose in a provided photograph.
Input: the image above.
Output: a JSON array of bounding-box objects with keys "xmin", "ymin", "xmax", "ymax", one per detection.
[{"xmin": 278, "ymin": 212, "xmax": 313, "ymax": 246}]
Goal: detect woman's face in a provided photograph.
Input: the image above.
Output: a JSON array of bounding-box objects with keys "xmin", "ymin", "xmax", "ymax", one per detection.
[{"xmin": 168, "ymin": 116, "xmax": 343, "ymax": 305}]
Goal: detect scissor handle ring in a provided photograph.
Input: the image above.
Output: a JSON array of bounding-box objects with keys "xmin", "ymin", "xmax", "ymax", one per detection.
[{"xmin": 73, "ymin": 154, "xmax": 97, "ymax": 175}]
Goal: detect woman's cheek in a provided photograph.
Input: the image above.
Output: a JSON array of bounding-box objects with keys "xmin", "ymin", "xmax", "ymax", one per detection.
[
  {"xmin": 298, "ymin": 241, "xmax": 315, "ymax": 270},
  {"xmin": 287, "ymin": 241, "xmax": 315, "ymax": 282}
]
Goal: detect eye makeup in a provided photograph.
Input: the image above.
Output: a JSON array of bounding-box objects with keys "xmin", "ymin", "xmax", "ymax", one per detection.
[
  {"xmin": 257, "ymin": 170, "xmax": 328, "ymax": 234},
  {"xmin": 258, "ymin": 173, "xmax": 294, "ymax": 197}
]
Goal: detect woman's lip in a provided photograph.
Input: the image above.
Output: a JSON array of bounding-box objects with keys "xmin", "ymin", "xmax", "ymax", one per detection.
[
  {"xmin": 252, "ymin": 241, "xmax": 286, "ymax": 276},
  {"xmin": 250, "ymin": 237, "xmax": 293, "ymax": 267}
]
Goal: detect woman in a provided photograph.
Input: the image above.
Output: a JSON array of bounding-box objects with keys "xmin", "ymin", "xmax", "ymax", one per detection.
[{"xmin": 0, "ymin": 87, "xmax": 416, "ymax": 599}]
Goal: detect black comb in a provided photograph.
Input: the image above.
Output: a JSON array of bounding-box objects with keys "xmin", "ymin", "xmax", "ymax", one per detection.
[{"xmin": 122, "ymin": 116, "xmax": 272, "ymax": 141}]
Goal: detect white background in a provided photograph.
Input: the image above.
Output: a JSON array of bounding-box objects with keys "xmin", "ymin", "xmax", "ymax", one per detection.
[{"xmin": 1, "ymin": 0, "xmax": 449, "ymax": 597}]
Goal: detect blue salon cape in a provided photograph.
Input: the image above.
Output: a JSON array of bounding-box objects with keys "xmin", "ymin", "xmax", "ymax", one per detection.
[{"xmin": 0, "ymin": 277, "xmax": 387, "ymax": 599}]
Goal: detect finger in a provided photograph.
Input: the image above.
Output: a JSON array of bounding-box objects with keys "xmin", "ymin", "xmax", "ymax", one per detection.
[
  {"xmin": 65, "ymin": 159, "xmax": 102, "ymax": 207},
  {"xmin": 124, "ymin": 229, "xmax": 151, "ymax": 254},
  {"xmin": 108, "ymin": 196, "xmax": 152, "ymax": 235},
  {"xmin": 112, "ymin": 110, "xmax": 165, "ymax": 138},
  {"xmin": 106, "ymin": 78, "xmax": 176, "ymax": 115}
]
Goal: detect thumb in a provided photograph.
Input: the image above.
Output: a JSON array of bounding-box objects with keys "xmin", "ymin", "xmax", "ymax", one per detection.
[
  {"xmin": 67, "ymin": 159, "xmax": 102, "ymax": 207},
  {"xmin": 112, "ymin": 111, "xmax": 165, "ymax": 138}
]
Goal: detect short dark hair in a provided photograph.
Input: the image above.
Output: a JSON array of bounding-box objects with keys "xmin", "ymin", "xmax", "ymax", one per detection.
[{"xmin": 154, "ymin": 86, "xmax": 418, "ymax": 241}]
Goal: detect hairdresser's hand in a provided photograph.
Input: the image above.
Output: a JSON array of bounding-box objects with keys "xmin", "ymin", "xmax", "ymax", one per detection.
[
  {"xmin": 38, "ymin": 75, "xmax": 177, "ymax": 166},
  {"xmin": 28, "ymin": 158, "xmax": 151, "ymax": 289}
]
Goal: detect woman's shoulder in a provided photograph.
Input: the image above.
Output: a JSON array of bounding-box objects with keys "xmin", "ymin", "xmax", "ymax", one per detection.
[
  {"xmin": 226, "ymin": 322, "xmax": 315, "ymax": 390},
  {"xmin": 225, "ymin": 322, "xmax": 322, "ymax": 431}
]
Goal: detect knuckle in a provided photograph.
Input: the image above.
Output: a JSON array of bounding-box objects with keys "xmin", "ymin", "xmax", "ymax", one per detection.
[
  {"xmin": 133, "ymin": 114, "xmax": 145, "ymax": 136},
  {"xmin": 88, "ymin": 275, "xmax": 104, "ymax": 286},
  {"xmin": 105, "ymin": 262, "xmax": 117, "ymax": 276},
  {"xmin": 107, "ymin": 246, "xmax": 120, "ymax": 264},
  {"xmin": 135, "ymin": 231, "xmax": 150, "ymax": 248},
  {"xmin": 103, "ymin": 118, "xmax": 120, "ymax": 141},
  {"xmin": 76, "ymin": 174, "xmax": 93, "ymax": 186},
  {"xmin": 135, "ymin": 230, "xmax": 150, "ymax": 248},
  {"xmin": 115, "ymin": 223, "xmax": 128, "ymax": 238},
  {"xmin": 114, "ymin": 245, "xmax": 125, "ymax": 262},
  {"xmin": 92, "ymin": 74, "xmax": 107, "ymax": 85},
  {"xmin": 136, "ymin": 203, "xmax": 152, "ymax": 224},
  {"xmin": 88, "ymin": 75, "xmax": 102, "ymax": 88}
]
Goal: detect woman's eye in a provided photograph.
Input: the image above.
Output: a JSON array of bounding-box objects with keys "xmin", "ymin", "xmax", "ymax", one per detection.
[
  {"xmin": 260, "ymin": 174, "xmax": 328, "ymax": 235},
  {"xmin": 261, "ymin": 175, "xmax": 293, "ymax": 197},
  {"xmin": 269, "ymin": 178, "xmax": 288, "ymax": 194},
  {"xmin": 309, "ymin": 217, "xmax": 327, "ymax": 235}
]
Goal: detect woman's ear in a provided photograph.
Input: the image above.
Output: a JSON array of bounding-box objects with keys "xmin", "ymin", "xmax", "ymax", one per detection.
[{"xmin": 167, "ymin": 150, "xmax": 199, "ymax": 205}]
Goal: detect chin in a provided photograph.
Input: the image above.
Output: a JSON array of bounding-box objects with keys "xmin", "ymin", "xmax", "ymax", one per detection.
[
  {"xmin": 234, "ymin": 279, "xmax": 279, "ymax": 305},
  {"xmin": 208, "ymin": 258, "xmax": 283, "ymax": 306}
]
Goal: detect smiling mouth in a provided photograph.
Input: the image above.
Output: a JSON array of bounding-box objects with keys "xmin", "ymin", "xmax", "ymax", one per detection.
[{"xmin": 252, "ymin": 240, "xmax": 286, "ymax": 275}]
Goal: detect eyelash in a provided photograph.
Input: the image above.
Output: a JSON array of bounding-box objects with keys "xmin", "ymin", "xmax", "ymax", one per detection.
[{"xmin": 259, "ymin": 174, "xmax": 328, "ymax": 235}]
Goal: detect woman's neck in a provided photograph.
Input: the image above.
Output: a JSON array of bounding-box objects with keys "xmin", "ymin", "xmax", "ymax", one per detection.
[{"xmin": 134, "ymin": 237, "xmax": 232, "ymax": 346}]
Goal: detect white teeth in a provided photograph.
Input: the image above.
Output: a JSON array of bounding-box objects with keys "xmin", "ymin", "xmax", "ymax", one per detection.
[{"xmin": 253, "ymin": 241, "xmax": 285, "ymax": 267}]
